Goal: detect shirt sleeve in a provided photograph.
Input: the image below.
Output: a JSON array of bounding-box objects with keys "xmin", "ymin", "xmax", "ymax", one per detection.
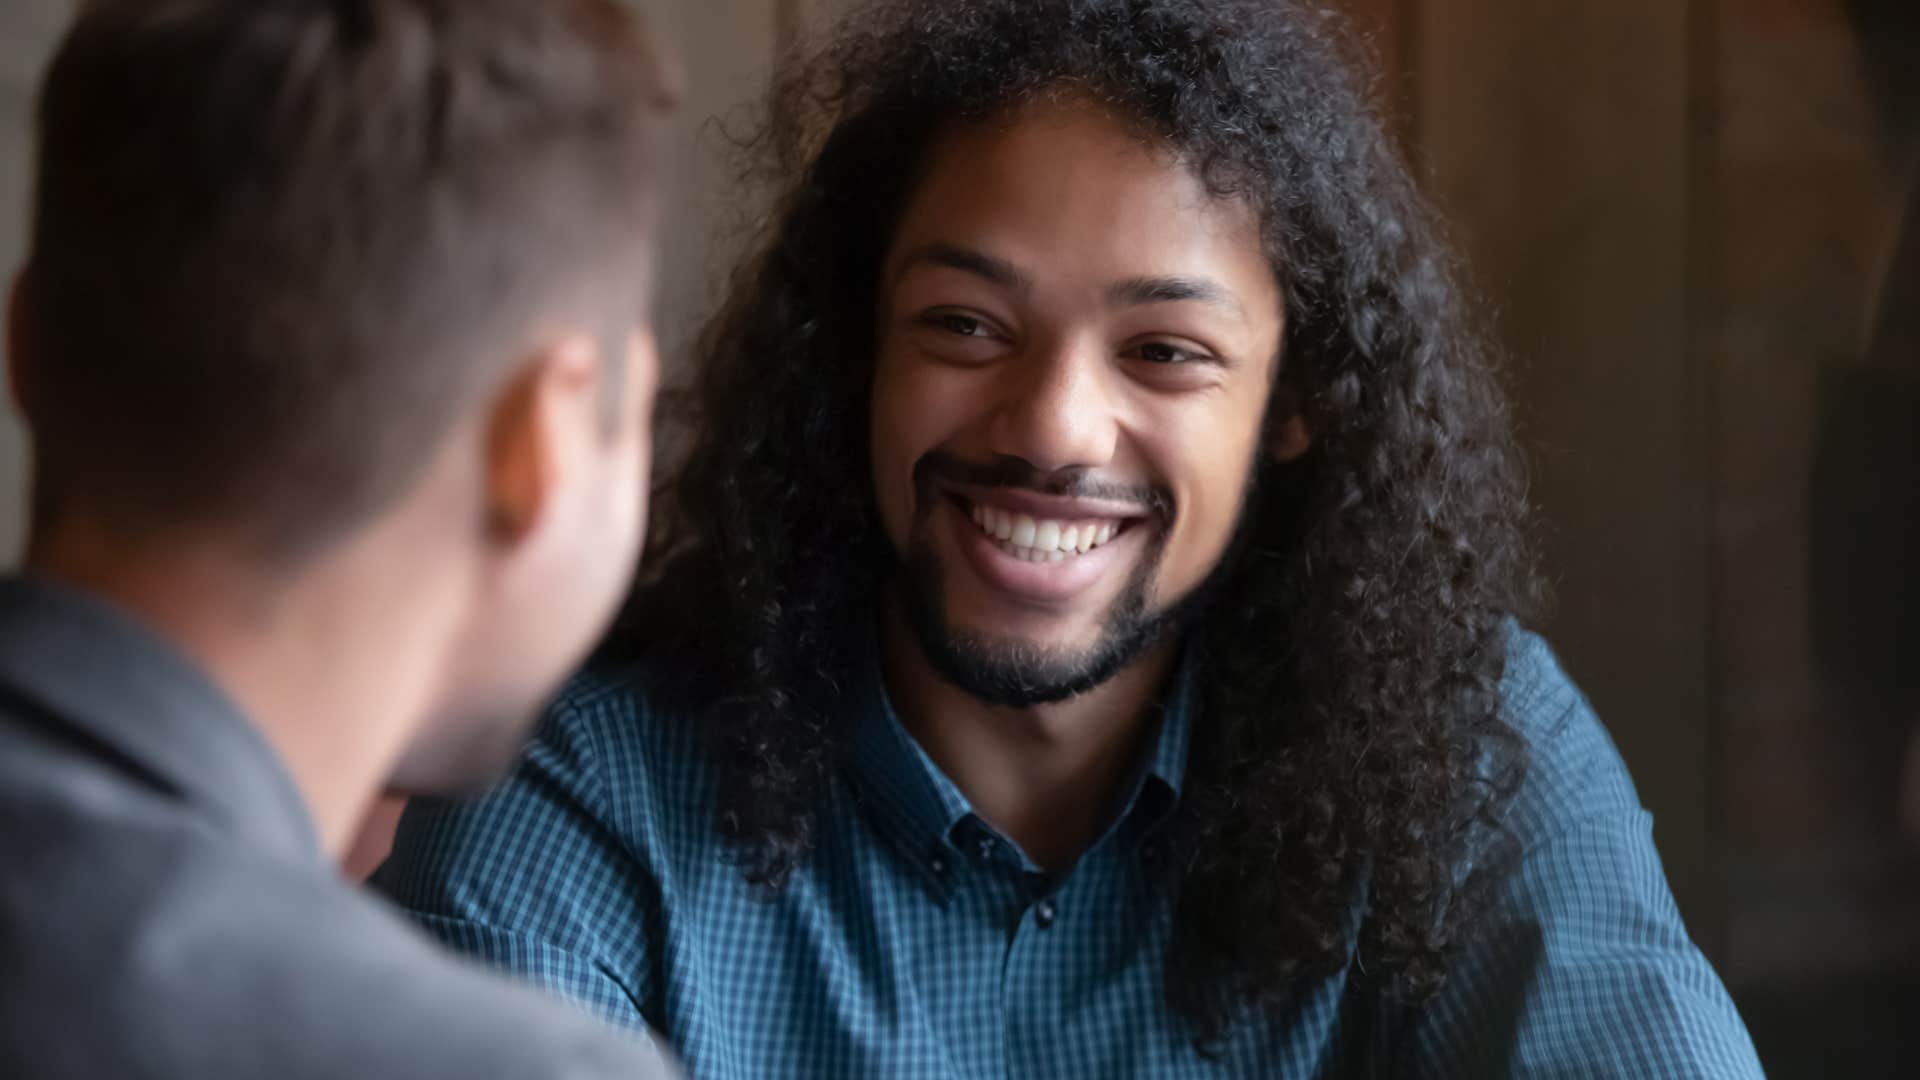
[
  {"xmin": 369, "ymin": 686, "xmax": 660, "ymax": 1035},
  {"xmin": 1399, "ymin": 631, "xmax": 1765, "ymax": 1078}
]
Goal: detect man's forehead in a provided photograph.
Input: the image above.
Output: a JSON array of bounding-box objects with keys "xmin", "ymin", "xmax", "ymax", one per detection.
[
  {"xmin": 905, "ymin": 100, "xmax": 1255, "ymax": 232},
  {"xmin": 886, "ymin": 100, "xmax": 1277, "ymax": 309}
]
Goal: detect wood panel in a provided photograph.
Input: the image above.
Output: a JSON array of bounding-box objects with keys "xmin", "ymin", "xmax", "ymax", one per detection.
[
  {"xmin": 1411, "ymin": 0, "xmax": 1715, "ymax": 943},
  {"xmin": 639, "ymin": 0, "xmax": 781, "ymax": 376},
  {"xmin": 1706, "ymin": 0, "xmax": 1920, "ymax": 997},
  {"xmin": 1333, "ymin": 0, "xmax": 1414, "ymax": 148}
]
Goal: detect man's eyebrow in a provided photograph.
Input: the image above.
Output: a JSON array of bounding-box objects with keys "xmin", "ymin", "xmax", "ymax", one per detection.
[
  {"xmin": 890, "ymin": 247, "xmax": 1247, "ymax": 321},
  {"xmin": 890, "ymin": 243, "xmax": 1033, "ymax": 294},
  {"xmin": 1109, "ymin": 274, "xmax": 1245, "ymax": 318}
]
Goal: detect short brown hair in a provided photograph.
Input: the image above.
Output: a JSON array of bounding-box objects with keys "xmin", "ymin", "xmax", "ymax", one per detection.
[{"xmin": 20, "ymin": 0, "xmax": 675, "ymax": 557}]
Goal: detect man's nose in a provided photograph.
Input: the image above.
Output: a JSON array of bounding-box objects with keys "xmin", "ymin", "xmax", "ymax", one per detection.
[{"xmin": 983, "ymin": 336, "xmax": 1119, "ymax": 475}]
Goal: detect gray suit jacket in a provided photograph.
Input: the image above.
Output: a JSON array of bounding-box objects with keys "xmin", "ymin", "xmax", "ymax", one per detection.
[{"xmin": 0, "ymin": 577, "xmax": 676, "ymax": 1079}]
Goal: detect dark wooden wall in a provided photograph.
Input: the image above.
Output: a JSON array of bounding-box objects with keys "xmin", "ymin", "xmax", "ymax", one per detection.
[
  {"xmin": 1340, "ymin": 0, "xmax": 1716, "ymax": 945},
  {"xmin": 1343, "ymin": 0, "xmax": 1919, "ymax": 1071}
]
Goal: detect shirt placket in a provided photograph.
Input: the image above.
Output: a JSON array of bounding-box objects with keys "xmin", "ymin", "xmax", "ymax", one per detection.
[{"xmin": 941, "ymin": 820, "xmax": 1070, "ymax": 1079}]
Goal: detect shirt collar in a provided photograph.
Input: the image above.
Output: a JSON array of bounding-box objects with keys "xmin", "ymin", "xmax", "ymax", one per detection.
[
  {"xmin": 0, "ymin": 575, "xmax": 320, "ymax": 863},
  {"xmin": 844, "ymin": 634, "xmax": 1195, "ymax": 891},
  {"xmin": 847, "ymin": 652, "xmax": 975, "ymax": 883},
  {"xmin": 1142, "ymin": 654, "xmax": 1194, "ymax": 798}
]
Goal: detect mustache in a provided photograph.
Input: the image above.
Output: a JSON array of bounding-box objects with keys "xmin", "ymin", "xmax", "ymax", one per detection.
[{"xmin": 912, "ymin": 450, "xmax": 1173, "ymax": 518}]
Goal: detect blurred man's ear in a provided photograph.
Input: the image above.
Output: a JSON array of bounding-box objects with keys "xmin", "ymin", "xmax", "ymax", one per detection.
[
  {"xmin": 482, "ymin": 335, "xmax": 600, "ymax": 546},
  {"xmin": 627, "ymin": 325, "xmax": 660, "ymax": 416}
]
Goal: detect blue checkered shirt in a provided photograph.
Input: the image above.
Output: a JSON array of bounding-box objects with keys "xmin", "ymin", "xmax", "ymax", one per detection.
[{"xmin": 372, "ymin": 630, "xmax": 1762, "ymax": 1077}]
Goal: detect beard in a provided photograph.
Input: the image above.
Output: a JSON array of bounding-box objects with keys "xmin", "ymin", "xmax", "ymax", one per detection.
[
  {"xmin": 894, "ymin": 451, "xmax": 1246, "ymax": 708},
  {"xmin": 897, "ymin": 525, "xmax": 1176, "ymax": 708}
]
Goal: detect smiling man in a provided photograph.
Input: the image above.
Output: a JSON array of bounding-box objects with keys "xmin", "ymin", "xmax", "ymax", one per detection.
[{"xmin": 374, "ymin": 0, "xmax": 1762, "ymax": 1075}]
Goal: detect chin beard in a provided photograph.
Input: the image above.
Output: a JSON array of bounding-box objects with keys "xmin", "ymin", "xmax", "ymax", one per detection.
[
  {"xmin": 893, "ymin": 447, "xmax": 1266, "ymax": 707},
  {"xmin": 897, "ymin": 534, "xmax": 1176, "ymax": 707},
  {"xmin": 894, "ymin": 477, "xmax": 1272, "ymax": 708}
]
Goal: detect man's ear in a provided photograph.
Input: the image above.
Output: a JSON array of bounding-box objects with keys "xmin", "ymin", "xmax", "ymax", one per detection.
[
  {"xmin": 482, "ymin": 335, "xmax": 599, "ymax": 544},
  {"xmin": 1266, "ymin": 382, "xmax": 1313, "ymax": 464}
]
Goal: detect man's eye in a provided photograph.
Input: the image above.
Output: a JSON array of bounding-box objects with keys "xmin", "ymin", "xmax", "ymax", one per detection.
[
  {"xmin": 925, "ymin": 311, "xmax": 990, "ymax": 337},
  {"xmin": 1134, "ymin": 341, "xmax": 1202, "ymax": 365}
]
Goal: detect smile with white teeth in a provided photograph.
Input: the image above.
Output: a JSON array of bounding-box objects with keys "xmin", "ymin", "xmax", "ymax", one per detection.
[{"xmin": 967, "ymin": 502, "xmax": 1122, "ymax": 563}]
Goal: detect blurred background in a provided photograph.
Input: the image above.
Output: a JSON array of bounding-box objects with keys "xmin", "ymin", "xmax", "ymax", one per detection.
[{"xmin": 2, "ymin": 0, "xmax": 1914, "ymax": 1073}]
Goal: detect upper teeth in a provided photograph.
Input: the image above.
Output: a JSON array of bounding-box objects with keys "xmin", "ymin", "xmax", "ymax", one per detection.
[{"xmin": 969, "ymin": 502, "xmax": 1118, "ymax": 561}]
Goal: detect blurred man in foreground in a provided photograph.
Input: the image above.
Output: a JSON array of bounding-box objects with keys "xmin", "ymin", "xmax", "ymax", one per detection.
[{"xmin": 0, "ymin": 1, "xmax": 678, "ymax": 1076}]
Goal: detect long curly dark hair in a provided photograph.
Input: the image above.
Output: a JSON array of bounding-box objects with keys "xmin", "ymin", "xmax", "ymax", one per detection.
[{"xmin": 615, "ymin": 0, "xmax": 1541, "ymax": 1047}]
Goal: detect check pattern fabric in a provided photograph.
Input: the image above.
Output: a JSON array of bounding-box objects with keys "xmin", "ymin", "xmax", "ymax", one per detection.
[{"xmin": 373, "ymin": 630, "xmax": 1763, "ymax": 1078}]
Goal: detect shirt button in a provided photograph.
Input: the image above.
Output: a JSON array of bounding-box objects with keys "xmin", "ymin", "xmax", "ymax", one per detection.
[
  {"xmin": 976, "ymin": 837, "xmax": 996, "ymax": 862},
  {"xmin": 929, "ymin": 855, "xmax": 947, "ymax": 876},
  {"xmin": 1034, "ymin": 899, "xmax": 1057, "ymax": 929}
]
